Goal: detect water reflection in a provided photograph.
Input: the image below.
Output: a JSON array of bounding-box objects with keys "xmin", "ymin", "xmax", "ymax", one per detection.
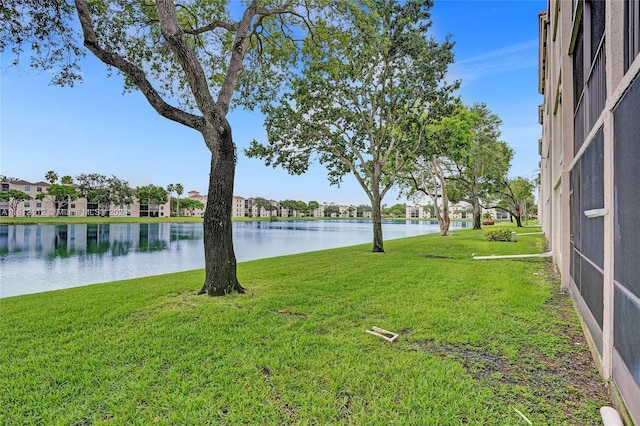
[
  {"xmin": 0, "ymin": 220, "xmax": 467, "ymax": 298},
  {"xmin": 0, "ymin": 223, "xmax": 206, "ymax": 260}
]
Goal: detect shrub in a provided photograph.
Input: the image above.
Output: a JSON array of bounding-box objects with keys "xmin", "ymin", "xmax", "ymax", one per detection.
[{"xmin": 482, "ymin": 228, "xmax": 514, "ymax": 242}]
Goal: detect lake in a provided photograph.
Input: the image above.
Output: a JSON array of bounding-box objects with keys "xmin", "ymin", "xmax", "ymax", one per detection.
[{"xmin": 0, "ymin": 220, "xmax": 468, "ymax": 298}]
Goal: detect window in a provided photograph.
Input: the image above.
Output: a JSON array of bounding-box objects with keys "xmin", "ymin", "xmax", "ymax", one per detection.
[
  {"xmin": 1, "ymin": 184, "xmax": 9, "ymax": 191},
  {"xmin": 24, "ymin": 201, "xmax": 30, "ymax": 208},
  {"xmin": 24, "ymin": 185, "xmax": 30, "ymax": 192},
  {"xmin": 36, "ymin": 186, "xmax": 42, "ymax": 193},
  {"xmin": 588, "ymin": 0, "xmax": 606, "ymax": 63},
  {"xmin": 625, "ymin": 0, "xmax": 640, "ymax": 72},
  {"xmin": 573, "ymin": 1, "xmax": 607, "ymax": 154},
  {"xmin": 70, "ymin": 204, "xmax": 76, "ymax": 209},
  {"xmin": 36, "ymin": 202, "xmax": 42, "ymax": 208}
]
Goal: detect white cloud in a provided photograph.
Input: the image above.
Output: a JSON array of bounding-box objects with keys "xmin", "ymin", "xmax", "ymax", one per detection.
[
  {"xmin": 456, "ymin": 39, "xmax": 538, "ymax": 65},
  {"xmin": 450, "ymin": 39, "xmax": 539, "ymax": 83}
]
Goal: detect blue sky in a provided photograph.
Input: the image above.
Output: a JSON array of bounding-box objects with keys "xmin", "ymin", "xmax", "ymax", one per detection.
[{"xmin": 0, "ymin": 0, "xmax": 544, "ymax": 206}]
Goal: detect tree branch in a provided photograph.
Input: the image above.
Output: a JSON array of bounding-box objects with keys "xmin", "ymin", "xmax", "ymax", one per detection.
[
  {"xmin": 332, "ymin": 148, "xmax": 373, "ymax": 201},
  {"xmin": 217, "ymin": 0, "xmax": 260, "ymax": 115},
  {"xmin": 155, "ymin": 0, "xmax": 221, "ymax": 123},
  {"xmin": 184, "ymin": 19, "xmax": 238, "ymax": 34},
  {"xmin": 73, "ymin": 0, "xmax": 205, "ymax": 132}
]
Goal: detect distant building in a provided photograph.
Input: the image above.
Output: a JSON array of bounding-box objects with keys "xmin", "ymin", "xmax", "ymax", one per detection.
[{"xmin": 0, "ymin": 179, "xmax": 169, "ymax": 218}]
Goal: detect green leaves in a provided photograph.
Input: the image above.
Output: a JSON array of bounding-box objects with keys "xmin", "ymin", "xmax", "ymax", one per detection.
[
  {"xmin": 1, "ymin": 0, "xmax": 84, "ymax": 86},
  {"xmin": 40, "ymin": 184, "xmax": 79, "ymax": 203},
  {"xmin": 135, "ymin": 184, "xmax": 168, "ymax": 205},
  {"xmin": 247, "ymin": 0, "xmax": 456, "ymax": 192}
]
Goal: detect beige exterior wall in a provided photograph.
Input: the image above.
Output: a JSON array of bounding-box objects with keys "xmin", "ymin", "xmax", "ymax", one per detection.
[
  {"xmin": 539, "ymin": 1, "xmax": 640, "ymax": 423},
  {"xmin": 406, "ymin": 205, "xmax": 433, "ymax": 219},
  {"xmin": 0, "ymin": 180, "xmax": 170, "ymax": 218}
]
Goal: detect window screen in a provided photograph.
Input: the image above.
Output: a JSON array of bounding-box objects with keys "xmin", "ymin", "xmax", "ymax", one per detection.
[
  {"xmin": 580, "ymin": 254, "xmax": 604, "ymax": 329},
  {"xmin": 589, "ymin": 0, "xmax": 606, "ymax": 62},
  {"xmin": 624, "ymin": 0, "xmax": 640, "ymax": 72},
  {"xmin": 614, "ymin": 287, "xmax": 640, "ymax": 388},
  {"xmin": 613, "ymin": 66, "xmax": 640, "ymax": 394},
  {"xmin": 579, "ymin": 130, "xmax": 605, "ymax": 268},
  {"xmin": 573, "ymin": 19, "xmax": 585, "ymax": 111},
  {"xmin": 614, "ymin": 73, "xmax": 640, "ymax": 299}
]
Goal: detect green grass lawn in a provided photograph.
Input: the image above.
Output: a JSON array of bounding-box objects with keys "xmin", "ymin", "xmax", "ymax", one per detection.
[{"xmin": 0, "ymin": 225, "xmax": 610, "ymax": 425}]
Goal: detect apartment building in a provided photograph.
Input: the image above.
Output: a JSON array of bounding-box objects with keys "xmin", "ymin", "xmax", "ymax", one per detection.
[
  {"xmin": 406, "ymin": 205, "xmax": 435, "ymax": 219},
  {"xmin": 1, "ymin": 180, "xmax": 169, "ymax": 218},
  {"xmin": 538, "ymin": 0, "xmax": 640, "ymax": 422},
  {"xmin": 405, "ymin": 202, "xmax": 493, "ymax": 220}
]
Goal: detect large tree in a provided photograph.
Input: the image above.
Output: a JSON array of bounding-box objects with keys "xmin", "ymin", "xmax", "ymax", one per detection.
[
  {"xmin": 494, "ymin": 176, "xmax": 535, "ymax": 228},
  {"xmin": 36, "ymin": 184, "xmax": 79, "ymax": 217},
  {"xmin": 174, "ymin": 183, "xmax": 184, "ymax": 217},
  {"xmin": 45, "ymin": 171, "xmax": 59, "ymax": 185},
  {"xmin": 308, "ymin": 200, "xmax": 320, "ymax": 216},
  {"xmin": 76, "ymin": 173, "xmax": 134, "ymax": 216},
  {"xmin": 108, "ymin": 176, "xmax": 135, "ymax": 208},
  {"xmin": 252, "ymin": 197, "xmax": 276, "ymax": 218},
  {"xmin": 400, "ymin": 102, "xmax": 478, "ymax": 236},
  {"xmin": 446, "ymin": 103, "xmax": 513, "ymax": 230},
  {"xmin": 76, "ymin": 173, "xmax": 111, "ymax": 216},
  {"xmin": 0, "ymin": 190, "xmax": 32, "ymax": 217},
  {"xmin": 280, "ymin": 199, "xmax": 300, "ymax": 217},
  {"xmin": 246, "ymin": 0, "xmax": 457, "ymax": 252},
  {"xmin": 135, "ymin": 185, "xmax": 169, "ymax": 205},
  {"xmin": 166, "ymin": 184, "xmax": 175, "ymax": 217},
  {"xmin": 323, "ymin": 204, "xmax": 340, "ymax": 217},
  {"xmin": 179, "ymin": 198, "xmax": 205, "ymax": 217},
  {"xmin": 2, "ymin": 0, "xmax": 331, "ymax": 295}
]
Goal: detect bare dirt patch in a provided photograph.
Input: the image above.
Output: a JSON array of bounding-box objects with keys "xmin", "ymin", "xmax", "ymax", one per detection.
[{"xmin": 411, "ymin": 263, "xmax": 611, "ymax": 424}]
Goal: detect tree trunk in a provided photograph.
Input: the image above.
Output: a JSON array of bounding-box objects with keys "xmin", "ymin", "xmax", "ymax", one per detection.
[
  {"xmin": 370, "ymin": 193, "xmax": 384, "ymax": 253},
  {"xmin": 472, "ymin": 176, "xmax": 481, "ymax": 230},
  {"xmin": 473, "ymin": 204, "xmax": 482, "ymax": 230},
  {"xmin": 198, "ymin": 125, "xmax": 244, "ymax": 296},
  {"xmin": 515, "ymin": 204, "xmax": 523, "ymax": 227},
  {"xmin": 439, "ymin": 205, "xmax": 451, "ymax": 236},
  {"xmin": 433, "ymin": 159, "xmax": 451, "ymax": 236}
]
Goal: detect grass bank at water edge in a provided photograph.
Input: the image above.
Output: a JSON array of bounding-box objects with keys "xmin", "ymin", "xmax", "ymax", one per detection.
[{"xmin": 0, "ymin": 224, "xmax": 610, "ymax": 425}]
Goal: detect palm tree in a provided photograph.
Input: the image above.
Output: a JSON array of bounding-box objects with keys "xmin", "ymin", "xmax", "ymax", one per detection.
[
  {"xmin": 45, "ymin": 171, "xmax": 58, "ymax": 184},
  {"xmin": 167, "ymin": 183, "xmax": 175, "ymax": 217},
  {"xmin": 60, "ymin": 175, "xmax": 74, "ymax": 215},
  {"xmin": 175, "ymin": 183, "xmax": 184, "ymax": 216}
]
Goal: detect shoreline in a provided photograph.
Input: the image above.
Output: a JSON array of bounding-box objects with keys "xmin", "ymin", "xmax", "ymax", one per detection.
[{"xmin": 0, "ymin": 216, "xmax": 476, "ymax": 225}]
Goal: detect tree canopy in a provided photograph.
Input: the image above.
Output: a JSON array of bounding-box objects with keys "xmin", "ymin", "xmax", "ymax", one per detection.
[
  {"xmin": 246, "ymin": 0, "xmax": 457, "ymax": 252},
  {"xmin": 76, "ymin": 173, "xmax": 134, "ymax": 215},
  {"xmin": 445, "ymin": 103, "xmax": 513, "ymax": 230},
  {"xmin": 399, "ymin": 101, "xmax": 478, "ymax": 235},
  {"xmin": 0, "ymin": 190, "xmax": 31, "ymax": 217},
  {"xmin": 179, "ymin": 198, "xmax": 205, "ymax": 216},
  {"xmin": 253, "ymin": 197, "xmax": 276, "ymax": 217},
  {"xmin": 36, "ymin": 184, "xmax": 79, "ymax": 217},
  {"xmin": 136, "ymin": 184, "xmax": 169, "ymax": 206},
  {"xmin": 493, "ymin": 176, "xmax": 535, "ymax": 227}
]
